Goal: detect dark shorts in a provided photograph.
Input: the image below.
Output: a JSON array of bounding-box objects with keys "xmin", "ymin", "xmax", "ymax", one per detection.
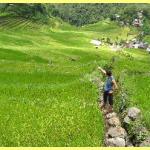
[{"xmin": 103, "ymin": 91, "xmax": 113, "ymax": 105}]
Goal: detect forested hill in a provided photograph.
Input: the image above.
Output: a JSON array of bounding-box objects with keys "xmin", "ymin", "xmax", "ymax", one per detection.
[
  {"xmin": 0, "ymin": 3, "xmax": 150, "ymax": 34},
  {"xmin": 51, "ymin": 4, "xmax": 150, "ymax": 26},
  {"xmin": 0, "ymin": 4, "xmax": 150, "ymax": 24}
]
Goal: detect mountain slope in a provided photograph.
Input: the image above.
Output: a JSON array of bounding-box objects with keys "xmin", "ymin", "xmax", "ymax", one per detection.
[{"xmin": 0, "ymin": 10, "xmax": 150, "ymax": 146}]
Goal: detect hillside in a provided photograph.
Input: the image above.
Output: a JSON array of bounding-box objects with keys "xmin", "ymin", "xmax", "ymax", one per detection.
[
  {"xmin": 0, "ymin": 17, "xmax": 105, "ymax": 146},
  {"xmin": 0, "ymin": 4, "xmax": 150, "ymax": 146},
  {"xmin": 50, "ymin": 4, "xmax": 150, "ymax": 26}
]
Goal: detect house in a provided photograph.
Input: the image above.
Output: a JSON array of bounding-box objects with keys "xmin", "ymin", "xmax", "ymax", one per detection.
[
  {"xmin": 90, "ymin": 39, "xmax": 102, "ymax": 48},
  {"xmin": 146, "ymin": 47, "xmax": 150, "ymax": 53},
  {"xmin": 133, "ymin": 18, "xmax": 143, "ymax": 27}
]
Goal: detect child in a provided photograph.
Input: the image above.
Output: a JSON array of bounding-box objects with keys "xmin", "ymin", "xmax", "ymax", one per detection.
[{"xmin": 98, "ymin": 67, "xmax": 118, "ymax": 113}]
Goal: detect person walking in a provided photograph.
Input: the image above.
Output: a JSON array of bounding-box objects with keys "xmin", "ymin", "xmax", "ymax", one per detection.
[{"xmin": 98, "ymin": 66, "xmax": 118, "ymax": 113}]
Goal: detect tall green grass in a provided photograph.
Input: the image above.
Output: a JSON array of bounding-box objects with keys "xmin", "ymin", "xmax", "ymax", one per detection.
[
  {"xmin": 113, "ymin": 49, "xmax": 150, "ymax": 129},
  {"xmin": 0, "ymin": 17, "xmax": 106, "ymax": 146}
]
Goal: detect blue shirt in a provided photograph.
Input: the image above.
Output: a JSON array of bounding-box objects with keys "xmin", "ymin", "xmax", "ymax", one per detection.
[{"xmin": 104, "ymin": 76, "xmax": 114, "ymax": 92}]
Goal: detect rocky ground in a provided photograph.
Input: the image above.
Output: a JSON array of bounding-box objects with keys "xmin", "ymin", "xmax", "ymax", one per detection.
[{"xmin": 97, "ymin": 78, "xmax": 150, "ymax": 147}]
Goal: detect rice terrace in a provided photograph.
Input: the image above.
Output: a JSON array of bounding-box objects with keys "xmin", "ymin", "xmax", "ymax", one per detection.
[{"xmin": 0, "ymin": 3, "xmax": 150, "ymax": 147}]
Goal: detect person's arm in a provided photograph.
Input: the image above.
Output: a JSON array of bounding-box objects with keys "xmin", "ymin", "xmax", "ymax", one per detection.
[
  {"xmin": 98, "ymin": 66, "xmax": 106, "ymax": 75},
  {"xmin": 112, "ymin": 79, "xmax": 118, "ymax": 90}
]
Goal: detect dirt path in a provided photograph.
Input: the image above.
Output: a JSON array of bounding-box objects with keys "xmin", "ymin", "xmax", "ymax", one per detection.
[{"xmin": 96, "ymin": 78, "xmax": 128, "ymax": 147}]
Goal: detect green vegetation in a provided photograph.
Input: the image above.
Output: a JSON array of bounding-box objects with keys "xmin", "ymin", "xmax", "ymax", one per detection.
[
  {"xmin": 0, "ymin": 17, "xmax": 106, "ymax": 147},
  {"xmin": 0, "ymin": 4, "xmax": 49, "ymax": 22},
  {"xmin": 112, "ymin": 49, "xmax": 150, "ymax": 129},
  {"xmin": 1, "ymin": 4, "xmax": 150, "ymax": 26},
  {"xmin": 49, "ymin": 4, "xmax": 150, "ymax": 27},
  {"xmin": 0, "ymin": 3, "xmax": 150, "ymax": 147}
]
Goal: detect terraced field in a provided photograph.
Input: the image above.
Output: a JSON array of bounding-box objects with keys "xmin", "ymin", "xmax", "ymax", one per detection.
[
  {"xmin": 0, "ymin": 17, "xmax": 106, "ymax": 146},
  {"xmin": 0, "ymin": 16, "xmax": 149, "ymax": 146}
]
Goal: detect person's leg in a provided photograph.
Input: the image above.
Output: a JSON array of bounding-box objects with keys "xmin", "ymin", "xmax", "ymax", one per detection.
[
  {"xmin": 108, "ymin": 93, "xmax": 113, "ymax": 113},
  {"xmin": 101, "ymin": 91, "xmax": 108, "ymax": 109}
]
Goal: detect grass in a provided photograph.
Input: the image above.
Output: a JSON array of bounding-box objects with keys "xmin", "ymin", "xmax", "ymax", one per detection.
[
  {"xmin": 82, "ymin": 19, "xmax": 133, "ymax": 41},
  {"xmin": 113, "ymin": 49, "xmax": 150, "ymax": 129},
  {"xmin": 0, "ymin": 17, "xmax": 106, "ymax": 146},
  {"xmin": 144, "ymin": 35, "xmax": 150, "ymax": 43},
  {"xmin": 0, "ymin": 16, "xmax": 149, "ymax": 146}
]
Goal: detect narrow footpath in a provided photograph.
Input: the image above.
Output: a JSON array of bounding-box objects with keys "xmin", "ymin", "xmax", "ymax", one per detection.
[{"xmin": 97, "ymin": 79, "xmax": 131, "ymax": 147}]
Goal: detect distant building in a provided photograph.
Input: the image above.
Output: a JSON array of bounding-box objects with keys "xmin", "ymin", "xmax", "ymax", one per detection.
[
  {"xmin": 90, "ymin": 39, "xmax": 102, "ymax": 48},
  {"xmin": 133, "ymin": 18, "xmax": 143, "ymax": 27},
  {"xmin": 133, "ymin": 11, "xmax": 143, "ymax": 27},
  {"xmin": 146, "ymin": 47, "xmax": 150, "ymax": 53},
  {"xmin": 137, "ymin": 11, "xmax": 143, "ymax": 19},
  {"xmin": 126, "ymin": 39, "xmax": 148, "ymax": 49}
]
